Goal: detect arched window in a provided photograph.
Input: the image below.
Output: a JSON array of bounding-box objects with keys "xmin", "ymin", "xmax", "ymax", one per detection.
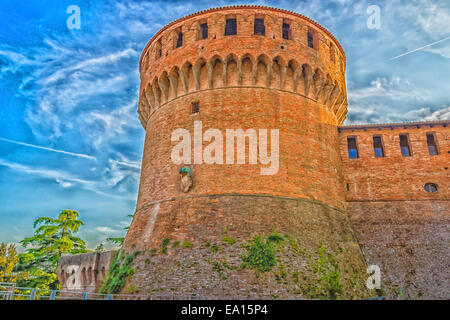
[
  {"xmin": 424, "ymin": 183, "xmax": 438, "ymax": 193},
  {"xmin": 81, "ymin": 267, "xmax": 87, "ymax": 286}
]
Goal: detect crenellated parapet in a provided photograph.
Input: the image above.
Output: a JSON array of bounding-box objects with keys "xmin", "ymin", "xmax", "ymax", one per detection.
[{"xmin": 137, "ymin": 5, "xmax": 348, "ymax": 128}]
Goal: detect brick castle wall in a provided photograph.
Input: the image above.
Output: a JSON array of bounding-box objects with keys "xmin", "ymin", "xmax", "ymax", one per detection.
[{"xmin": 339, "ymin": 122, "xmax": 449, "ymax": 299}]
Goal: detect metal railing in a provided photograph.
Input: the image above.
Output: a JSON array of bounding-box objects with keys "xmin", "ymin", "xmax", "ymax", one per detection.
[{"xmin": 0, "ymin": 282, "xmax": 147, "ymax": 300}]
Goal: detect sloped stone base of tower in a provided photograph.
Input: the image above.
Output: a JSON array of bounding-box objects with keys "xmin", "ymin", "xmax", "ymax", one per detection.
[
  {"xmin": 348, "ymin": 200, "xmax": 450, "ymax": 300},
  {"xmin": 122, "ymin": 195, "xmax": 371, "ymax": 299}
]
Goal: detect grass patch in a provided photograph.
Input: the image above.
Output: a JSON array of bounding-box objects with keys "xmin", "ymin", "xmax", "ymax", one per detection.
[
  {"xmin": 160, "ymin": 238, "xmax": 170, "ymax": 254},
  {"xmin": 182, "ymin": 240, "xmax": 193, "ymax": 249},
  {"xmin": 222, "ymin": 234, "xmax": 236, "ymax": 246},
  {"xmin": 210, "ymin": 244, "xmax": 220, "ymax": 253},
  {"xmin": 172, "ymin": 240, "xmax": 180, "ymax": 248}
]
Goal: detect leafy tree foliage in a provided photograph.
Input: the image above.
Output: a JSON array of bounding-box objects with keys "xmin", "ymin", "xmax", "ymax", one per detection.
[
  {"xmin": 0, "ymin": 243, "xmax": 19, "ymax": 283},
  {"xmin": 16, "ymin": 210, "xmax": 89, "ymax": 289}
]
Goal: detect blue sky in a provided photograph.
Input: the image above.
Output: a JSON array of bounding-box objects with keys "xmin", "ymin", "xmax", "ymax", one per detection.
[{"xmin": 1, "ymin": 0, "xmax": 449, "ymax": 249}]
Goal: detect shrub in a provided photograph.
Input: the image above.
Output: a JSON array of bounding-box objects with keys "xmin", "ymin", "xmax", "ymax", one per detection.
[
  {"xmin": 267, "ymin": 230, "xmax": 284, "ymax": 243},
  {"xmin": 160, "ymin": 238, "xmax": 170, "ymax": 254},
  {"xmin": 241, "ymin": 235, "xmax": 276, "ymax": 272},
  {"xmin": 100, "ymin": 251, "xmax": 137, "ymax": 294}
]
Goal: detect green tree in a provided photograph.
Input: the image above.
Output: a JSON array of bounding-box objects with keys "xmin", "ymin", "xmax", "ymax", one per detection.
[
  {"xmin": 0, "ymin": 243, "xmax": 19, "ymax": 283},
  {"xmin": 95, "ymin": 243, "xmax": 105, "ymax": 252},
  {"xmin": 17, "ymin": 209, "xmax": 89, "ymax": 290}
]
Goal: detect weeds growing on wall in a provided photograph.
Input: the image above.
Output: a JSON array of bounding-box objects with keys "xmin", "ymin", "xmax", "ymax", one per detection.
[
  {"xmin": 301, "ymin": 244, "xmax": 343, "ymax": 299},
  {"xmin": 241, "ymin": 235, "xmax": 276, "ymax": 273},
  {"xmin": 100, "ymin": 251, "xmax": 139, "ymax": 294}
]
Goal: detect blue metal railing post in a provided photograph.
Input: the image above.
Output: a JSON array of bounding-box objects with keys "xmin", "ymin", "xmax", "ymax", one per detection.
[
  {"xmin": 81, "ymin": 292, "xmax": 87, "ymax": 300},
  {"xmin": 50, "ymin": 290, "xmax": 57, "ymax": 300},
  {"xmin": 29, "ymin": 289, "xmax": 36, "ymax": 300},
  {"xmin": 106, "ymin": 294, "xmax": 112, "ymax": 300}
]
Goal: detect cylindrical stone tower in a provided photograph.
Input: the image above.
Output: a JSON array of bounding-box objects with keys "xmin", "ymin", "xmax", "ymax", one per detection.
[{"xmin": 124, "ymin": 5, "xmax": 368, "ymax": 299}]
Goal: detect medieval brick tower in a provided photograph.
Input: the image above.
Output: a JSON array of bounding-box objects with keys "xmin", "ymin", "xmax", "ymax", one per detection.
[
  {"xmin": 121, "ymin": 5, "xmax": 370, "ymax": 299},
  {"xmin": 57, "ymin": 5, "xmax": 448, "ymax": 300}
]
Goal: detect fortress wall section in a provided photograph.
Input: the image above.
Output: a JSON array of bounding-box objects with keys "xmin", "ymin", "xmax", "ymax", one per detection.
[
  {"xmin": 339, "ymin": 121, "xmax": 449, "ymax": 299},
  {"xmin": 128, "ymin": 196, "xmax": 369, "ymax": 299},
  {"xmin": 57, "ymin": 251, "xmax": 116, "ymax": 295}
]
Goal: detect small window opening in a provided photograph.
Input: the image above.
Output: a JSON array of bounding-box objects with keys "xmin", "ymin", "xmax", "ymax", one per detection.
[
  {"xmin": 373, "ymin": 136, "xmax": 385, "ymax": 158},
  {"xmin": 330, "ymin": 44, "xmax": 336, "ymax": 63},
  {"xmin": 424, "ymin": 183, "xmax": 438, "ymax": 193},
  {"xmin": 254, "ymin": 18, "xmax": 265, "ymax": 36},
  {"xmin": 346, "ymin": 183, "xmax": 350, "ymax": 191},
  {"xmin": 155, "ymin": 38, "xmax": 162, "ymax": 59},
  {"xmin": 399, "ymin": 134, "xmax": 411, "ymax": 157},
  {"xmin": 347, "ymin": 137, "xmax": 359, "ymax": 159},
  {"xmin": 191, "ymin": 102, "xmax": 199, "ymax": 114},
  {"xmin": 176, "ymin": 31, "xmax": 183, "ymax": 48},
  {"xmin": 225, "ymin": 17, "xmax": 237, "ymax": 36},
  {"xmin": 200, "ymin": 23, "xmax": 208, "ymax": 39},
  {"xmin": 307, "ymin": 30, "xmax": 314, "ymax": 48},
  {"xmin": 426, "ymin": 133, "xmax": 439, "ymax": 155},
  {"xmin": 282, "ymin": 20, "xmax": 291, "ymax": 40}
]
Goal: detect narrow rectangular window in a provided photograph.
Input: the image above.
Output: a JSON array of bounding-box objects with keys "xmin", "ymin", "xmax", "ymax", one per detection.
[
  {"xmin": 347, "ymin": 137, "xmax": 359, "ymax": 159},
  {"xmin": 191, "ymin": 102, "xmax": 199, "ymax": 114},
  {"xmin": 225, "ymin": 18, "xmax": 237, "ymax": 36},
  {"xmin": 254, "ymin": 18, "xmax": 265, "ymax": 36},
  {"xmin": 155, "ymin": 39, "xmax": 162, "ymax": 59},
  {"xmin": 176, "ymin": 32, "xmax": 183, "ymax": 48},
  {"xmin": 399, "ymin": 134, "xmax": 411, "ymax": 157},
  {"xmin": 282, "ymin": 23, "xmax": 290, "ymax": 40},
  {"xmin": 373, "ymin": 136, "xmax": 385, "ymax": 158},
  {"xmin": 426, "ymin": 133, "xmax": 439, "ymax": 155},
  {"xmin": 307, "ymin": 31, "xmax": 314, "ymax": 48},
  {"xmin": 200, "ymin": 23, "xmax": 208, "ymax": 39},
  {"xmin": 330, "ymin": 44, "xmax": 335, "ymax": 63}
]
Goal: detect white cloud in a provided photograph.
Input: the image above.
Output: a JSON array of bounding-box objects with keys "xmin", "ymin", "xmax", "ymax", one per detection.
[
  {"xmin": 95, "ymin": 226, "xmax": 116, "ymax": 234},
  {"xmin": 41, "ymin": 48, "xmax": 139, "ymax": 85},
  {"xmin": 349, "ymin": 76, "xmax": 429, "ymax": 101}
]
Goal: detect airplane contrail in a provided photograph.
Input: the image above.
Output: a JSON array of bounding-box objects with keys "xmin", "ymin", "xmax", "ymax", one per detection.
[
  {"xmin": 390, "ymin": 36, "xmax": 450, "ymax": 60},
  {"xmin": 0, "ymin": 137, "xmax": 96, "ymax": 160}
]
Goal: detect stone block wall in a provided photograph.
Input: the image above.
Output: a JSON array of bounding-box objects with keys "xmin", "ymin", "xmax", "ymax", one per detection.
[
  {"xmin": 339, "ymin": 121, "xmax": 449, "ymax": 299},
  {"xmin": 57, "ymin": 251, "xmax": 116, "ymax": 294}
]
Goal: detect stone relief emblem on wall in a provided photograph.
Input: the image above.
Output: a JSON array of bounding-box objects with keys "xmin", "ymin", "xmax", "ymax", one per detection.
[{"xmin": 179, "ymin": 166, "xmax": 193, "ymax": 193}]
